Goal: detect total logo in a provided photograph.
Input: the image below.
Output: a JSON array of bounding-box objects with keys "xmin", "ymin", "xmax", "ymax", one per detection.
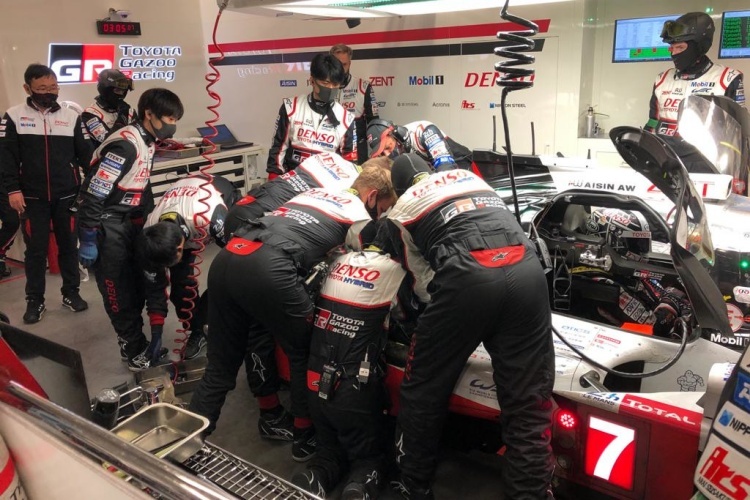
[
  {"xmin": 408, "ymin": 75, "xmax": 444, "ymax": 86},
  {"xmin": 370, "ymin": 76, "xmax": 394, "ymax": 87},
  {"xmin": 48, "ymin": 43, "xmax": 114, "ymax": 84},
  {"xmin": 460, "ymin": 100, "xmax": 477, "ymax": 110}
]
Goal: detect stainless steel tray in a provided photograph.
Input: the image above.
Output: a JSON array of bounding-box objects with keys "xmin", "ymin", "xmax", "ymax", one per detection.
[
  {"xmin": 135, "ymin": 357, "xmax": 208, "ymax": 395},
  {"xmin": 112, "ymin": 403, "xmax": 208, "ymax": 462}
]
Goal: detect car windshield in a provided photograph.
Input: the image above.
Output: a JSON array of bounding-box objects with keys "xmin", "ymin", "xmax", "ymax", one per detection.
[{"xmin": 677, "ymin": 95, "xmax": 744, "ymax": 181}]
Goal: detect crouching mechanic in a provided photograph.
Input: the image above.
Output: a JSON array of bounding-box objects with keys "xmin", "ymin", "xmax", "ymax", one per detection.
[
  {"xmin": 188, "ymin": 166, "xmax": 397, "ymax": 463},
  {"xmin": 78, "ymin": 88, "xmax": 184, "ymax": 371},
  {"xmin": 379, "ymin": 154, "xmax": 555, "ymax": 499},
  {"xmin": 292, "ymin": 240, "xmax": 406, "ymax": 499},
  {"xmin": 367, "ymin": 119, "xmax": 473, "ymax": 171},
  {"xmin": 141, "ymin": 174, "xmax": 241, "ymax": 360}
]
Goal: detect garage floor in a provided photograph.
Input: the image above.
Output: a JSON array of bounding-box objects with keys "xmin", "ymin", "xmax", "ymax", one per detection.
[{"xmin": 0, "ymin": 246, "xmax": 507, "ymax": 499}]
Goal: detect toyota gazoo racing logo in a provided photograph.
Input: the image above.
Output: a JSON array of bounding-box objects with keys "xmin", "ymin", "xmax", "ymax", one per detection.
[{"xmin": 49, "ymin": 44, "xmax": 114, "ymax": 84}]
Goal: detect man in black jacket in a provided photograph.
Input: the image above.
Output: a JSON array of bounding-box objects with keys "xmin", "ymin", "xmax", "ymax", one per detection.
[
  {"xmin": 78, "ymin": 88, "xmax": 183, "ymax": 372},
  {"xmin": 0, "ymin": 64, "xmax": 93, "ymax": 323}
]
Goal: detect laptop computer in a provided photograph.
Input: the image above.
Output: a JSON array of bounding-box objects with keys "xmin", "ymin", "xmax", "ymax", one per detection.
[{"xmin": 196, "ymin": 124, "xmax": 254, "ymax": 150}]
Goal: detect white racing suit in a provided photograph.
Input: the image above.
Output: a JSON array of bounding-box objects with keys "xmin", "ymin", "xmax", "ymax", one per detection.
[
  {"xmin": 401, "ymin": 121, "xmax": 473, "ymax": 171},
  {"xmin": 305, "ymin": 250, "xmax": 406, "ymax": 493}
]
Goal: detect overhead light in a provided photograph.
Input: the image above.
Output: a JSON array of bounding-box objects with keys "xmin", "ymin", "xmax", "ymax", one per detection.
[{"xmin": 270, "ymin": 0, "xmax": 571, "ymax": 17}]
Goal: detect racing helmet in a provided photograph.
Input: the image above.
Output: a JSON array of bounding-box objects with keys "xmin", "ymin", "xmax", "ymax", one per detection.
[
  {"xmin": 97, "ymin": 69, "xmax": 134, "ymax": 108},
  {"xmin": 661, "ymin": 12, "xmax": 715, "ymax": 54},
  {"xmin": 580, "ymin": 208, "xmax": 652, "ymax": 255},
  {"xmin": 367, "ymin": 119, "xmax": 408, "ymax": 158}
]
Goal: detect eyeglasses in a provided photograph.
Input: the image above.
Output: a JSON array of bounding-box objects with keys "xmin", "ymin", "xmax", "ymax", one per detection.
[{"xmin": 30, "ymin": 85, "xmax": 59, "ymax": 93}]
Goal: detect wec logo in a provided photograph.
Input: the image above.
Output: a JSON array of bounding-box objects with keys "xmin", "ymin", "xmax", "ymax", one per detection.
[{"xmin": 49, "ymin": 44, "xmax": 115, "ymax": 84}]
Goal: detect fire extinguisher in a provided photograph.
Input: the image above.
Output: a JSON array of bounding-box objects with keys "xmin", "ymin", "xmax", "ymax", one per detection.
[{"xmin": 0, "ymin": 433, "xmax": 26, "ymax": 500}]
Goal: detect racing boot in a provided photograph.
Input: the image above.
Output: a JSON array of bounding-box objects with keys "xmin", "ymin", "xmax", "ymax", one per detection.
[
  {"xmin": 258, "ymin": 405, "xmax": 294, "ymax": 441},
  {"xmin": 342, "ymin": 468, "xmax": 383, "ymax": 500},
  {"xmin": 183, "ymin": 329, "xmax": 207, "ymax": 360},
  {"xmin": 390, "ymin": 474, "xmax": 434, "ymax": 500},
  {"xmin": 291, "ymin": 467, "xmax": 329, "ymax": 498},
  {"xmin": 292, "ymin": 426, "xmax": 317, "ymax": 462}
]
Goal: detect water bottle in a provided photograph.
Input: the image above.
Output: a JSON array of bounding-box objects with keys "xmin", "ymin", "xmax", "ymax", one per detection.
[
  {"xmin": 91, "ymin": 388, "xmax": 121, "ymax": 430},
  {"xmin": 585, "ymin": 106, "xmax": 596, "ymax": 138}
]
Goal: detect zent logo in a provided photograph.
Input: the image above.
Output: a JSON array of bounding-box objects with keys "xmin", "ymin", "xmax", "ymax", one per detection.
[{"xmin": 49, "ymin": 44, "xmax": 115, "ymax": 84}]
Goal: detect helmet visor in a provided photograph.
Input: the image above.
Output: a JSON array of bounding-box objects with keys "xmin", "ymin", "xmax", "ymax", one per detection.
[{"xmin": 661, "ymin": 20, "xmax": 693, "ymax": 43}]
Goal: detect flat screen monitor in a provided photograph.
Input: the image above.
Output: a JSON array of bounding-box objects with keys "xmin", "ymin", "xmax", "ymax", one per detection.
[
  {"xmin": 612, "ymin": 15, "xmax": 678, "ymax": 63},
  {"xmin": 719, "ymin": 10, "xmax": 750, "ymax": 59}
]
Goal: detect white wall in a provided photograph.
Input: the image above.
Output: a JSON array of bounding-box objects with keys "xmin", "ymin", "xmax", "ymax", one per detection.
[
  {"xmin": 0, "ymin": 0, "xmax": 212, "ymax": 133},
  {"xmin": 1, "ymin": 1, "xmax": 748, "ymax": 164}
]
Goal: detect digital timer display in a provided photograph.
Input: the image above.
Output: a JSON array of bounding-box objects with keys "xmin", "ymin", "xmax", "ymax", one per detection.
[{"xmin": 96, "ymin": 20, "xmax": 141, "ymax": 36}]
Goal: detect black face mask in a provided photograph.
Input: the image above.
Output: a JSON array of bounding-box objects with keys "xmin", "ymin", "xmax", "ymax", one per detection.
[
  {"xmin": 316, "ymin": 86, "xmax": 339, "ymax": 104},
  {"xmin": 365, "ymin": 198, "xmax": 379, "ymax": 220},
  {"xmin": 149, "ymin": 117, "xmax": 176, "ymax": 140},
  {"xmin": 100, "ymin": 88, "xmax": 126, "ymax": 110},
  {"xmin": 31, "ymin": 92, "xmax": 58, "ymax": 109},
  {"xmin": 671, "ymin": 42, "xmax": 702, "ymax": 73}
]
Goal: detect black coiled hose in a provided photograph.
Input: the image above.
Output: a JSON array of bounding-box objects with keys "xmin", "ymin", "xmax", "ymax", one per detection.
[{"xmin": 494, "ymin": 0, "xmax": 538, "ymax": 223}]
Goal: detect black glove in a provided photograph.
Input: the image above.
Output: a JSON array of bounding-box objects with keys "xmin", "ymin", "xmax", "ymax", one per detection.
[
  {"xmin": 147, "ymin": 324, "xmax": 164, "ymax": 364},
  {"xmin": 653, "ymin": 287, "xmax": 686, "ymax": 337}
]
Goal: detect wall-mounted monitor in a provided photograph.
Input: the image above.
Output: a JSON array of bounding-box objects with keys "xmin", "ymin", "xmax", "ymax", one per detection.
[
  {"xmin": 612, "ymin": 15, "xmax": 678, "ymax": 63},
  {"xmin": 719, "ymin": 10, "xmax": 750, "ymax": 59}
]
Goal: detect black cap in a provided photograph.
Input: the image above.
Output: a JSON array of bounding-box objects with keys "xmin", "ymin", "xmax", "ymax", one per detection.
[
  {"xmin": 391, "ymin": 153, "xmax": 431, "ymax": 196},
  {"xmin": 367, "ymin": 119, "xmax": 395, "ymax": 158}
]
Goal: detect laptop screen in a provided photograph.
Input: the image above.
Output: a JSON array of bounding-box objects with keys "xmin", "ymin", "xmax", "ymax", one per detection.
[{"xmin": 197, "ymin": 124, "xmax": 236, "ymax": 144}]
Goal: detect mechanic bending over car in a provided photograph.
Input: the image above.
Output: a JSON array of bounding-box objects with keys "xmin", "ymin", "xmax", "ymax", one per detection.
[
  {"xmin": 646, "ymin": 11, "xmax": 744, "ymax": 138},
  {"xmin": 218, "ymin": 153, "xmax": 391, "ymax": 447},
  {"xmin": 140, "ymin": 174, "xmax": 241, "ymax": 361},
  {"xmin": 572, "ymin": 207, "xmax": 692, "ymax": 337},
  {"xmin": 77, "ymin": 88, "xmax": 184, "ymax": 372},
  {"xmin": 366, "ymin": 119, "xmax": 473, "ymax": 171},
  {"xmin": 188, "ymin": 166, "xmax": 397, "ymax": 463},
  {"xmin": 292, "ymin": 235, "xmax": 408, "ymax": 500},
  {"xmin": 266, "ymin": 53, "xmax": 357, "ymax": 179},
  {"xmin": 377, "ymin": 153, "xmax": 555, "ymax": 500}
]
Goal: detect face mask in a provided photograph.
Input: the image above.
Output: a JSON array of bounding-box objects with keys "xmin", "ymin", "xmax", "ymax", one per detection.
[
  {"xmin": 101, "ymin": 88, "xmax": 126, "ymax": 109},
  {"xmin": 365, "ymin": 198, "xmax": 379, "ymax": 220},
  {"xmin": 149, "ymin": 117, "xmax": 176, "ymax": 140},
  {"xmin": 316, "ymin": 86, "xmax": 339, "ymax": 103},
  {"xmin": 671, "ymin": 42, "xmax": 701, "ymax": 72},
  {"xmin": 31, "ymin": 92, "xmax": 58, "ymax": 109},
  {"xmin": 388, "ymin": 149, "xmax": 401, "ymax": 160}
]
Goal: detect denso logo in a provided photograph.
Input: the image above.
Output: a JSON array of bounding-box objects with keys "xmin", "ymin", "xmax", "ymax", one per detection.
[
  {"xmin": 370, "ymin": 76, "xmax": 394, "ymax": 86},
  {"xmin": 465, "ymin": 72, "xmax": 535, "ymax": 87},
  {"xmin": 297, "ymin": 129, "xmax": 335, "ymax": 143},
  {"xmin": 330, "ymin": 262, "xmax": 381, "ymax": 281},
  {"xmin": 663, "ymin": 97, "xmax": 682, "ymax": 108},
  {"xmin": 49, "ymin": 43, "xmax": 115, "ymax": 84},
  {"xmin": 408, "ymin": 75, "xmax": 444, "ymax": 86},
  {"xmin": 307, "ymin": 189, "xmax": 352, "ymax": 204}
]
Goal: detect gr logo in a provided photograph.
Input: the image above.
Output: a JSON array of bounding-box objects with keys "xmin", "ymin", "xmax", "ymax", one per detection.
[{"xmin": 48, "ymin": 44, "xmax": 115, "ymax": 84}]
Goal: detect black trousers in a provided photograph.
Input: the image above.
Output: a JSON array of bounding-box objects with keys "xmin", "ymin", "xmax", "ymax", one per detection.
[
  {"xmin": 307, "ymin": 375, "xmax": 388, "ymax": 487},
  {"xmin": 21, "ymin": 196, "xmax": 80, "ymax": 301},
  {"xmin": 189, "ymin": 242, "xmax": 313, "ymax": 433},
  {"xmin": 395, "ymin": 244, "xmax": 555, "ymax": 499},
  {"xmin": 92, "ymin": 217, "xmax": 148, "ymax": 356},
  {"xmin": 0, "ymin": 194, "xmax": 20, "ymax": 259}
]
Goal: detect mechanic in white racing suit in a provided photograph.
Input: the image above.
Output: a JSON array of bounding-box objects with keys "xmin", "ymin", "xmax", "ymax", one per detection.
[
  {"xmin": 366, "ymin": 119, "xmax": 473, "ymax": 171},
  {"xmin": 574, "ymin": 207, "xmax": 692, "ymax": 337},
  {"xmin": 267, "ymin": 53, "xmax": 356, "ymax": 178},
  {"xmin": 78, "ymin": 88, "xmax": 184, "ymax": 372},
  {"xmin": 188, "ymin": 167, "xmax": 397, "ymax": 463},
  {"xmin": 646, "ymin": 12, "xmax": 744, "ymax": 138},
  {"xmin": 377, "ymin": 153, "xmax": 554, "ymax": 500},
  {"xmin": 330, "ymin": 43, "xmax": 379, "ymax": 166},
  {"xmin": 82, "ymin": 69, "xmax": 137, "ymax": 149},
  {"xmin": 141, "ymin": 174, "xmax": 241, "ymax": 360},
  {"xmin": 292, "ymin": 244, "xmax": 406, "ymax": 499}
]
